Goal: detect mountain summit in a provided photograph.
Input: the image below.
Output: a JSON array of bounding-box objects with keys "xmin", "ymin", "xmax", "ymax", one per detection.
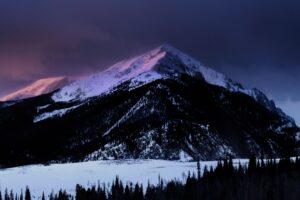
[
  {"xmin": 0, "ymin": 44, "xmax": 299, "ymax": 167},
  {"xmin": 52, "ymin": 44, "xmax": 292, "ymax": 122},
  {"xmin": 53, "ymin": 44, "xmax": 246, "ymax": 102}
]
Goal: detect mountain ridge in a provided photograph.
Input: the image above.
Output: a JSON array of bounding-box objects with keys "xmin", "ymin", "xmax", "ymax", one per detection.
[
  {"xmin": 51, "ymin": 44, "xmax": 295, "ymax": 125},
  {"xmin": 0, "ymin": 76, "xmax": 71, "ymax": 102},
  {"xmin": 52, "ymin": 44, "xmax": 247, "ymax": 102},
  {"xmin": 0, "ymin": 44, "xmax": 298, "ymax": 167}
]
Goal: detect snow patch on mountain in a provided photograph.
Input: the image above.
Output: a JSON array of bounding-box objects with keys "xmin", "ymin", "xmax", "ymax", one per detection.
[
  {"xmin": 179, "ymin": 151, "xmax": 193, "ymax": 162},
  {"xmin": 296, "ymin": 132, "xmax": 300, "ymax": 141},
  {"xmin": 36, "ymin": 104, "xmax": 51, "ymax": 112},
  {"xmin": 0, "ymin": 77, "xmax": 70, "ymax": 101},
  {"xmin": 52, "ymin": 48, "xmax": 167, "ymax": 102},
  {"xmin": 0, "ymin": 102, "xmax": 17, "ymax": 109},
  {"xmin": 34, "ymin": 104, "xmax": 82, "ymax": 123},
  {"xmin": 84, "ymin": 142, "xmax": 129, "ymax": 161},
  {"xmin": 86, "ymin": 121, "xmax": 169, "ymax": 161},
  {"xmin": 245, "ymin": 134, "xmax": 261, "ymax": 153},
  {"xmin": 102, "ymin": 94, "xmax": 149, "ymax": 137},
  {"xmin": 128, "ymin": 71, "xmax": 165, "ymax": 91},
  {"xmin": 268, "ymin": 122, "xmax": 294, "ymax": 135}
]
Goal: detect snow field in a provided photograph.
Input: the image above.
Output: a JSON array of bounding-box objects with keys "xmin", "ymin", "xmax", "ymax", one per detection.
[{"xmin": 0, "ymin": 159, "xmax": 248, "ymax": 199}]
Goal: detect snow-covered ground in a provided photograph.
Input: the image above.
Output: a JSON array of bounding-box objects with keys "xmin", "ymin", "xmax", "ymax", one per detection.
[{"xmin": 0, "ymin": 159, "xmax": 248, "ymax": 199}]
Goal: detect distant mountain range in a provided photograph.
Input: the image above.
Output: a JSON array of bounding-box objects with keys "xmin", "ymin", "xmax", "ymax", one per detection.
[{"xmin": 0, "ymin": 44, "xmax": 299, "ymax": 167}]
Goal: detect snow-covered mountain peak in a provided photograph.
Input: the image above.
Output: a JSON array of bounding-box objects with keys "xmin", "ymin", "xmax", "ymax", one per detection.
[
  {"xmin": 52, "ymin": 44, "xmax": 237, "ymax": 102},
  {"xmin": 100, "ymin": 43, "xmax": 195, "ymax": 78},
  {"xmin": 52, "ymin": 44, "xmax": 285, "ymax": 107},
  {"xmin": 103, "ymin": 44, "xmax": 168, "ymax": 77},
  {"xmin": 155, "ymin": 43, "xmax": 182, "ymax": 54},
  {"xmin": 0, "ymin": 76, "xmax": 70, "ymax": 101}
]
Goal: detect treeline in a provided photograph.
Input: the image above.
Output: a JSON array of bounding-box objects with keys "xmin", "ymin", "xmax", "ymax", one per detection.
[{"xmin": 1, "ymin": 156, "xmax": 300, "ymax": 200}]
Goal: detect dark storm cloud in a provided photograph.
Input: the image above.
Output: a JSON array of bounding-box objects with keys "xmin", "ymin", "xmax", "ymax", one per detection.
[{"xmin": 0, "ymin": 0, "xmax": 300, "ymax": 102}]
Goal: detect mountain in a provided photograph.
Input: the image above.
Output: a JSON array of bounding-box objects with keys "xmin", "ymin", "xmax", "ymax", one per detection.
[
  {"xmin": 0, "ymin": 44, "xmax": 299, "ymax": 167},
  {"xmin": 52, "ymin": 45, "xmax": 293, "ymax": 122},
  {"xmin": 52, "ymin": 44, "xmax": 254, "ymax": 102},
  {"xmin": 0, "ymin": 76, "xmax": 71, "ymax": 102}
]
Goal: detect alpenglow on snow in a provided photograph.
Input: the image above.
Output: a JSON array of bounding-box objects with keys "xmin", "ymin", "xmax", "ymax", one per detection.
[
  {"xmin": 52, "ymin": 44, "xmax": 252, "ymax": 102},
  {"xmin": 51, "ymin": 44, "xmax": 291, "ymax": 122}
]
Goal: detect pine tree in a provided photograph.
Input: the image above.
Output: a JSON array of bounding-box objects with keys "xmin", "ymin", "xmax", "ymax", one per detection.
[
  {"xmin": 9, "ymin": 190, "xmax": 13, "ymax": 200},
  {"xmin": 124, "ymin": 185, "xmax": 130, "ymax": 200},
  {"xmin": 49, "ymin": 192, "xmax": 54, "ymax": 200},
  {"xmin": 248, "ymin": 154, "xmax": 256, "ymax": 175},
  {"xmin": 4, "ymin": 189, "xmax": 9, "ymax": 200},
  {"xmin": 20, "ymin": 190, "xmax": 23, "ymax": 200},
  {"xmin": 25, "ymin": 187, "xmax": 31, "ymax": 200},
  {"xmin": 41, "ymin": 192, "xmax": 46, "ymax": 200},
  {"xmin": 197, "ymin": 158, "xmax": 201, "ymax": 180}
]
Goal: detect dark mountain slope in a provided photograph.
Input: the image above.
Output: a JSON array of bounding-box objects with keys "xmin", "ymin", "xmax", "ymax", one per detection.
[
  {"xmin": 0, "ymin": 74, "xmax": 298, "ymax": 167},
  {"xmin": 0, "ymin": 45, "xmax": 299, "ymax": 167}
]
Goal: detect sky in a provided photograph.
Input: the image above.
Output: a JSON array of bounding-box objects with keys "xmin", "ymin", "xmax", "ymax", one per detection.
[{"xmin": 0, "ymin": 1, "xmax": 300, "ymax": 124}]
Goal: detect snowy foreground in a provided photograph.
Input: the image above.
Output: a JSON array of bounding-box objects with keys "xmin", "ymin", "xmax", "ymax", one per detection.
[{"xmin": 0, "ymin": 159, "xmax": 248, "ymax": 199}]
